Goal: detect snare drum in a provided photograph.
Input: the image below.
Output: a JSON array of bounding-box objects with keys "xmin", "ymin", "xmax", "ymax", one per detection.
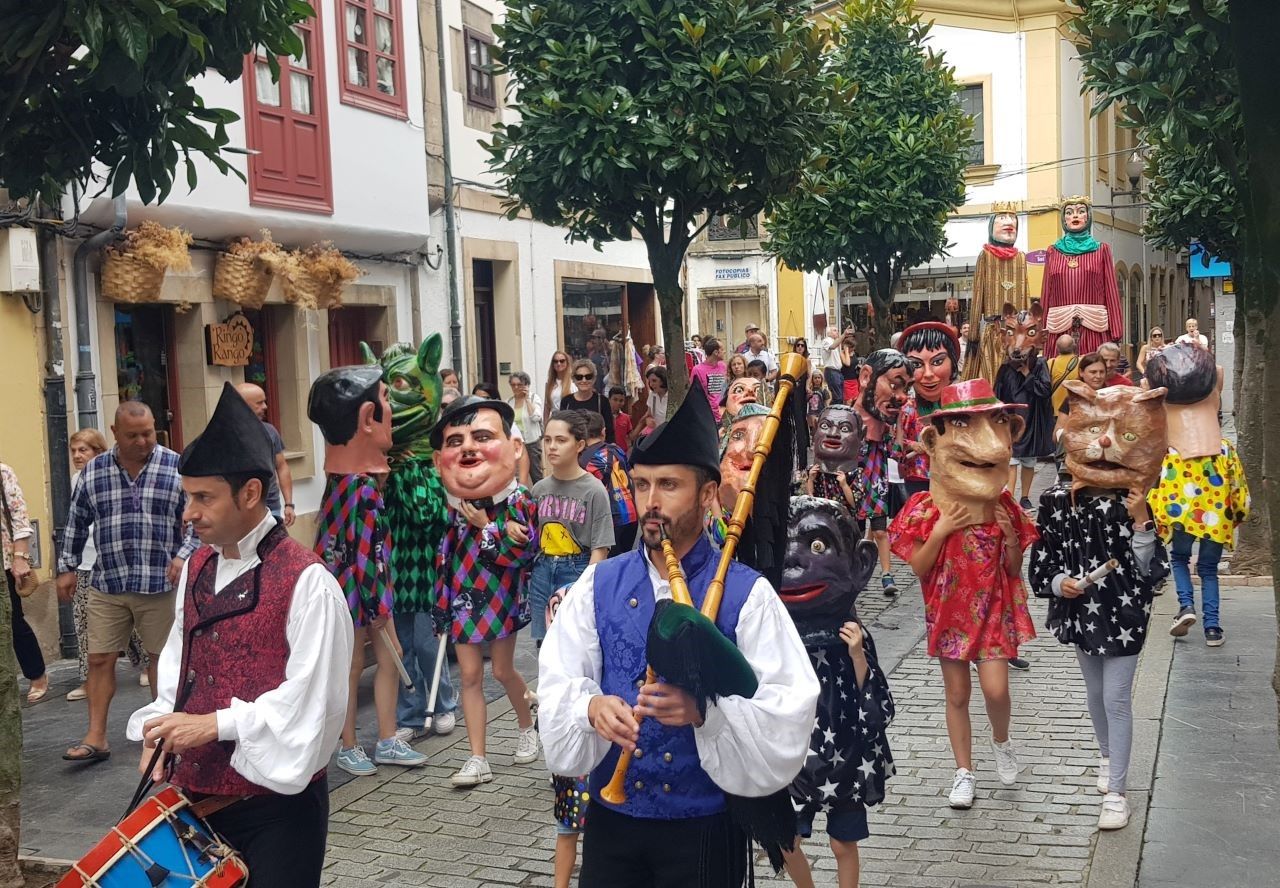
[{"xmin": 58, "ymin": 786, "xmax": 247, "ymax": 887}]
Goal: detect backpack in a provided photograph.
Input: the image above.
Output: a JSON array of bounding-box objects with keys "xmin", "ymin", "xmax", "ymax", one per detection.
[{"xmin": 590, "ymin": 444, "xmax": 637, "ymax": 527}]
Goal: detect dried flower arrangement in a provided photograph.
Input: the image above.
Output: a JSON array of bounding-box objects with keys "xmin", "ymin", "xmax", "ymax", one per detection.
[
  {"xmin": 100, "ymin": 221, "xmax": 193, "ymax": 303},
  {"xmin": 280, "ymin": 241, "xmax": 361, "ymax": 309}
]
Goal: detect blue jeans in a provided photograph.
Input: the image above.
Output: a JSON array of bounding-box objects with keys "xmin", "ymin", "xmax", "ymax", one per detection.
[
  {"xmin": 1170, "ymin": 528, "xmax": 1224, "ymax": 630},
  {"xmin": 528, "ymin": 553, "xmax": 591, "ymax": 642},
  {"xmin": 823, "ymin": 368, "xmax": 845, "ymax": 405},
  {"xmin": 393, "ymin": 610, "xmax": 457, "ymax": 730}
]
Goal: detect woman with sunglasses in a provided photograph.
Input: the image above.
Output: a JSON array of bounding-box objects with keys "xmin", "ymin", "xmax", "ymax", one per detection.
[
  {"xmin": 544, "ymin": 351, "xmax": 573, "ymax": 426},
  {"xmin": 559, "ymin": 359, "xmax": 615, "ymax": 443},
  {"xmin": 1134, "ymin": 328, "xmax": 1164, "ymax": 385}
]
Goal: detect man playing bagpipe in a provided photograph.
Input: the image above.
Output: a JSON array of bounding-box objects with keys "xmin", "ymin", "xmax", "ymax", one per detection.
[
  {"xmin": 127, "ymin": 382, "xmax": 354, "ymax": 886},
  {"xmin": 538, "ymin": 376, "xmax": 818, "ymax": 887}
]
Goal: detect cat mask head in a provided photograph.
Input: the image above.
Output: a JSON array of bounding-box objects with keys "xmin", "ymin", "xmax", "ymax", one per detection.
[{"xmin": 1061, "ymin": 382, "xmax": 1168, "ymax": 494}]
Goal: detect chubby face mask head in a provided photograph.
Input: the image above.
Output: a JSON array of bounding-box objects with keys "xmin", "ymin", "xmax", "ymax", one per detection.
[{"xmin": 433, "ymin": 408, "xmax": 522, "ymax": 501}]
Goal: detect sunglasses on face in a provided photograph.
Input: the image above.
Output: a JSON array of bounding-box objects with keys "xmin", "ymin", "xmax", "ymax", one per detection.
[{"xmin": 574, "ymin": 373, "xmax": 595, "ymax": 381}]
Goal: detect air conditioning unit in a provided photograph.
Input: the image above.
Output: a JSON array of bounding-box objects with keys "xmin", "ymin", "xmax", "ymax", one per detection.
[{"xmin": 0, "ymin": 227, "xmax": 40, "ymax": 293}]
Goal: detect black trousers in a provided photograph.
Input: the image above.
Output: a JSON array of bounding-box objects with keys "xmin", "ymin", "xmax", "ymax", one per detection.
[
  {"xmin": 903, "ymin": 478, "xmax": 929, "ymax": 499},
  {"xmin": 7, "ymin": 571, "xmax": 45, "ymax": 680},
  {"xmin": 204, "ymin": 777, "xmax": 329, "ymax": 887},
  {"xmin": 580, "ymin": 803, "xmax": 749, "ymax": 888}
]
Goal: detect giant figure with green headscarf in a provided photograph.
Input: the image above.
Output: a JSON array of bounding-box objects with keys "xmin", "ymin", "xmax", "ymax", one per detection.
[{"xmin": 1040, "ymin": 196, "xmax": 1123, "ymax": 357}]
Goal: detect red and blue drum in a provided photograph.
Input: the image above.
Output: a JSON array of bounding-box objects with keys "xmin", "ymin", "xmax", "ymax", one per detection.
[{"xmin": 58, "ymin": 786, "xmax": 247, "ymax": 887}]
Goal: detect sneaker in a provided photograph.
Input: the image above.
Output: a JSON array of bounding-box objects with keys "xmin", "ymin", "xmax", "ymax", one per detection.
[
  {"xmin": 432, "ymin": 711, "xmax": 457, "ymax": 736},
  {"xmin": 1098, "ymin": 792, "xmax": 1130, "ymax": 830},
  {"xmin": 992, "ymin": 738, "xmax": 1021, "ymax": 786},
  {"xmin": 514, "ymin": 726, "xmax": 540, "ymax": 764},
  {"xmin": 1019, "ymin": 496, "xmax": 1034, "ymax": 512},
  {"xmin": 451, "ymin": 755, "xmax": 493, "ymax": 787},
  {"xmin": 1205, "ymin": 627, "xmax": 1225, "ymax": 647},
  {"xmin": 1097, "ymin": 757, "xmax": 1110, "ymax": 793},
  {"xmin": 881, "ymin": 575, "xmax": 899, "ymax": 598},
  {"xmin": 139, "ymin": 672, "xmax": 150, "ymax": 688},
  {"xmin": 949, "ymin": 768, "xmax": 976, "ymax": 809},
  {"xmin": 1170, "ymin": 607, "xmax": 1197, "ymax": 638},
  {"xmin": 1009, "ymin": 656, "xmax": 1030, "ymax": 671},
  {"xmin": 336, "ymin": 745, "xmax": 377, "ymax": 777},
  {"xmin": 394, "ymin": 726, "xmax": 425, "ymax": 743},
  {"xmin": 374, "ymin": 737, "xmax": 429, "ymax": 767}
]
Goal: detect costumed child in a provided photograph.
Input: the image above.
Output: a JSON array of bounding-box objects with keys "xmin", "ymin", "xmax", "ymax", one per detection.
[
  {"xmin": 888, "ymin": 379, "xmax": 1038, "ymax": 809},
  {"xmin": 897, "ymin": 322, "xmax": 962, "ymax": 498},
  {"xmin": 992, "ymin": 305, "xmax": 1053, "ymax": 510},
  {"xmin": 365, "ymin": 337, "xmax": 459, "ymax": 742},
  {"xmin": 529, "ymin": 410, "xmax": 615, "ymax": 648},
  {"xmin": 853, "ymin": 348, "xmax": 912, "ymax": 597},
  {"xmin": 1144, "ymin": 344, "xmax": 1250, "ymax": 647},
  {"xmin": 1029, "ymin": 382, "xmax": 1171, "ymax": 831},
  {"xmin": 804, "ymin": 404, "xmax": 863, "ymax": 517},
  {"xmin": 779, "ymin": 496, "xmax": 895, "ymax": 888},
  {"xmin": 430, "ymin": 395, "xmax": 540, "ymax": 787},
  {"xmin": 310, "ymin": 367, "xmax": 428, "ymax": 777}
]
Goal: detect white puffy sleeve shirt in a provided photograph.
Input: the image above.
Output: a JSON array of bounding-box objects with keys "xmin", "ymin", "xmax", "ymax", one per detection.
[
  {"xmin": 127, "ymin": 515, "xmax": 354, "ymax": 795},
  {"xmin": 538, "ymin": 559, "xmax": 819, "ymax": 798}
]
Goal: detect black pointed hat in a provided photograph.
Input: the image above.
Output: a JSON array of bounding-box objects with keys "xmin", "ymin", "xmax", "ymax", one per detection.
[
  {"xmin": 631, "ymin": 379, "xmax": 722, "ymax": 483},
  {"xmin": 179, "ymin": 382, "xmax": 275, "ymax": 477}
]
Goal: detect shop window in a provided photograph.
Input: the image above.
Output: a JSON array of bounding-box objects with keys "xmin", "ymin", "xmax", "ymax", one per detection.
[
  {"xmin": 243, "ymin": 16, "xmax": 334, "ymax": 213},
  {"xmin": 337, "ymin": 0, "xmax": 407, "ymax": 117},
  {"xmin": 114, "ymin": 306, "xmax": 182, "ymax": 450},
  {"xmin": 472, "ymin": 259, "xmax": 498, "ymax": 386},
  {"xmin": 464, "ymin": 27, "xmax": 496, "ymax": 108}
]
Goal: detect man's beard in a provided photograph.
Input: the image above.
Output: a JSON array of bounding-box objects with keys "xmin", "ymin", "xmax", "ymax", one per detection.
[{"xmin": 641, "ymin": 506, "xmax": 703, "ymax": 551}]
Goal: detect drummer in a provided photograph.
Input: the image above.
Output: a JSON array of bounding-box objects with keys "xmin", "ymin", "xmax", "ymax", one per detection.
[
  {"xmin": 537, "ymin": 383, "xmax": 818, "ymax": 886},
  {"xmin": 126, "ymin": 383, "xmax": 353, "ymax": 886}
]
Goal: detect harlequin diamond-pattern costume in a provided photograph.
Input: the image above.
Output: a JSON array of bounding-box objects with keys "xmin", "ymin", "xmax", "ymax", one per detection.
[
  {"xmin": 384, "ymin": 458, "xmax": 447, "ymax": 612},
  {"xmin": 315, "ymin": 472, "xmax": 394, "ymax": 627},
  {"xmin": 431, "ymin": 486, "xmax": 538, "ymax": 643}
]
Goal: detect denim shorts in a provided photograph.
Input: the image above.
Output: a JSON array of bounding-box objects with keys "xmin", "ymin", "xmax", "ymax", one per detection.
[
  {"xmin": 796, "ymin": 805, "xmax": 869, "ymax": 843},
  {"xmin": 1009, "ymin": 456, "xmax": 1037, "ymax": 469},
  {"xmin": 528, "ymin": 553, "xmax": 590, "ymax": 641}
]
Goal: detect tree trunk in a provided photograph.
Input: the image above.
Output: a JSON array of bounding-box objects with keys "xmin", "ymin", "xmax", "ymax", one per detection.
[
  {"xmin": 0, "ymin": 578, "xmax": 24, "ymax": 888},
  {"xmin": 1231, "ymin": 265, "xmax": 1269, "ymax": 574},
  {"xmin": 863, "ymin": 259, "xmax": 896, "ymax": 350},
  {"xmin": 647, "ymin": 240, "xmax": 689, "ymax": 418},
  {"xmin": 1229, "ymin": 0, "xmax": 1280, "ymax": 730}
]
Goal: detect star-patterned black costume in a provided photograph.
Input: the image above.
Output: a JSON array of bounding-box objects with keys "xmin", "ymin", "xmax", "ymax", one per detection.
[
  {"xmin": 1028, "ymin": 486, "xmax": 1169, "ymax": 656},
  {"xmin": 789, "ymin": 630, "xmax": 896, "ymax": 819}
]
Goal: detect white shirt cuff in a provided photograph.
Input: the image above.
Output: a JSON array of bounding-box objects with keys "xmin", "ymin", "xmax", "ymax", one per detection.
[
  {"xmin": 1051, "ymin": 573, "xmax": 1069, "ymax": 597},
  {"xmin": 697, "ymin": 699, "xmax": 729, "ymax": 738},
  {"xmin": 216, "ymin": 708, "xmax": 237, "ymax": 742},
  {"xmin": 573, "ymin": 694, "xmax": 596, "ymax": 734}
]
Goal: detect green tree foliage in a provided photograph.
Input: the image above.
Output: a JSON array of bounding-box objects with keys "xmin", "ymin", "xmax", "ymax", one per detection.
[
  {"xmin": 1069, "ymin": 0, "xmax": 1242, "ymax": 262},
  {"xmin": 486, "ymin": 0, "xmax": 832, "ymax": 400},
  {"xmin": 765, "ymin": 0, "xmax": 970, "ymax": 340},
  {"xmin": 0, "ymin": 0, "xmax": 314, "ymax": 204}
]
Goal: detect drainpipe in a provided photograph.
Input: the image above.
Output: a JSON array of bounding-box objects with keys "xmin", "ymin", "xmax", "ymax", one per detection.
[
  {"xmin": 37, "ymin": 211, "xmax": 76, "ymax": 657},
  {"xmin": 433, "ymin": 0, "xmax": 464, "ymax": 372},
  {"xmin": 71, "ymin": 194, "xmax": 126, "ymax": 431}
]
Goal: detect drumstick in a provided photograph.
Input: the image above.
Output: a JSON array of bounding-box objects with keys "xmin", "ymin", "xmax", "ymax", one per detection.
[
  {"xmin": 1076, "ymin": 559, "xmax": 1119, "ymax": 587},
  {"xmin": 425, "ymin": 634, "xmax": 449, "ymax": 723},
  {"xmin": 379, "ymin": 625, "xmax": 415, "ymax": 691}
]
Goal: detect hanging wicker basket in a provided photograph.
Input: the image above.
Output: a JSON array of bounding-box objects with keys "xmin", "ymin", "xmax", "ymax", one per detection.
[
  {"xmin": 100, "ymin": 252, "xmax": 165, "ymax": 304},
  {"xmin": 212, "ymin": 252, "xmax": 274, "ymax": 309},
  {"xmin": 282, "ymin": 272, "xmax": 323, "ymax": 310}
]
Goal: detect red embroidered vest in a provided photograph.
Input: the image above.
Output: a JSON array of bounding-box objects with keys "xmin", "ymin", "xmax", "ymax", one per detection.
[{"xmin": 170, "ymin": 523, "xmax": 324, "ymax": 796}]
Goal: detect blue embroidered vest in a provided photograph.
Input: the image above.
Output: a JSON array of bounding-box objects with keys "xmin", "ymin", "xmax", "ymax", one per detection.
[{"xmin": 589, "ymin": 535, "xmax": 757, "ymax": 820}]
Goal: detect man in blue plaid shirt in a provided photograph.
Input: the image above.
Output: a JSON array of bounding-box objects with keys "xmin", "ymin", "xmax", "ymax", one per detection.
[{"xmin": 56, "ymin": 402, "xmax": 197, "ymax": 763}]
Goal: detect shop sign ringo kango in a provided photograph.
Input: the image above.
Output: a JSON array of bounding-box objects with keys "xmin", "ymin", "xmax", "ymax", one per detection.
[{"xmin": 205, "ymin": 312, "xmax": 254, "ymax": 367}]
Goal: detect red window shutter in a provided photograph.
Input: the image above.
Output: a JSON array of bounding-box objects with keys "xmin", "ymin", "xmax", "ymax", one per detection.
[{"xmin": 243, "ymin": 17, "xmax": 334, "ymax": 213}]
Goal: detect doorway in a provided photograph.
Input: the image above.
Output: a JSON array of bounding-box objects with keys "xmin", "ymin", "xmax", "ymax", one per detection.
[
  {"xmin": 114, "ymin": 305, "xmax": 181, "ymax": 449},
  {"xmin": 328, "ymin": 305, "xmax": 385, "ymax": 367},
  {"xmin": 472, "ymin": 259, "xmax": 498, "ymax": 386},
  {"xmin": 697, "ymin": 288, "xmax": 767, "ymax": 348}
]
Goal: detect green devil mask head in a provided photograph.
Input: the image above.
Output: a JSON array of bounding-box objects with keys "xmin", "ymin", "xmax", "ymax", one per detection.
[{"xmin": 362, "ymin": 334, "xmax": 444, "ymax": 460}]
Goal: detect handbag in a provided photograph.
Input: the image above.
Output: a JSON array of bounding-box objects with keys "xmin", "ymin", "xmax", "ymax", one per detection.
[
  {"xmin": 811, "ymin": 281, "xmax": 829, "ymax": 333},
  {"xmin": 1, "ymin": 478, "xmax": 39, "ymax": 597}
]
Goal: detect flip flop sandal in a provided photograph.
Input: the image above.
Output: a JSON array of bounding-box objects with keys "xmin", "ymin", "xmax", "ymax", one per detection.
[
  {"xmin": 26, "ymin": 685, "xmax": 48, "ymax": 703},
  {"xmin": 63, "ymin": 743, "xmax": 111, "ymax": 763}
]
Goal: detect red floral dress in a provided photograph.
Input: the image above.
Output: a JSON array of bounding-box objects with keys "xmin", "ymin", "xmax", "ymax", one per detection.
[{"xmin": 889, "ymin": 491, "xmax": 1038, "ymax": 661}]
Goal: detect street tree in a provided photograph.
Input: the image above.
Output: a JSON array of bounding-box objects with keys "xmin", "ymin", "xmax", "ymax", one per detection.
[
  {"xmin": 0, "ymin": 4, "xmax": 312, "ymax": 884},
  {"xmin": 0, "ymin": 0, "xmax": 313, "ymax": 204},
  {"xmin": 766, "ymin": 0, "xmax": 971, "ymax": 344},
  {"xmin": 486, "ymin": 0, "xmax": 833, "ymax": 403},
  {"xmin": 1070, "ymin": 0, "xmax": 1271, "ymax": 576}
]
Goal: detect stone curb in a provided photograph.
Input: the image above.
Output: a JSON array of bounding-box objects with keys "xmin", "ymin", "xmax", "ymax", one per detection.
[
  {"xmin": 1217, "ymin": 575, "xmax": 1273, "ymax": 586},
  {"xmin": 1084, "ymin": 587, "xmax": 1180, "ymax": 888}
]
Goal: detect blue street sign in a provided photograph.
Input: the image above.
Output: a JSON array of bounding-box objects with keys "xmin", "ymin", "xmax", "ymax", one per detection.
[{"xmin": 1189, "ymin": 241, "xmax": 1231, "ymax": 279}]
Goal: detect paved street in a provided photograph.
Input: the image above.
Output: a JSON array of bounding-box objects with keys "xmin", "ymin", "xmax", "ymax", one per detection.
[{"xmin": 17, "ymin": 466, "xmax": 1280, "ymax": 887}]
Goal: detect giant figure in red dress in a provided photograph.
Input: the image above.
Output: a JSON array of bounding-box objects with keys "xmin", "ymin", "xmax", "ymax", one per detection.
[{"xmin": 1041, "ymin": 197, "xmax": 1122, "ymax": 357}]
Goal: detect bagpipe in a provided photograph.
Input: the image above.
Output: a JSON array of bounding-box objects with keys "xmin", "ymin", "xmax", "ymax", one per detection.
[{"xmin": 601, "ymin": 351, "xmax": 810, "ymax": 873}]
